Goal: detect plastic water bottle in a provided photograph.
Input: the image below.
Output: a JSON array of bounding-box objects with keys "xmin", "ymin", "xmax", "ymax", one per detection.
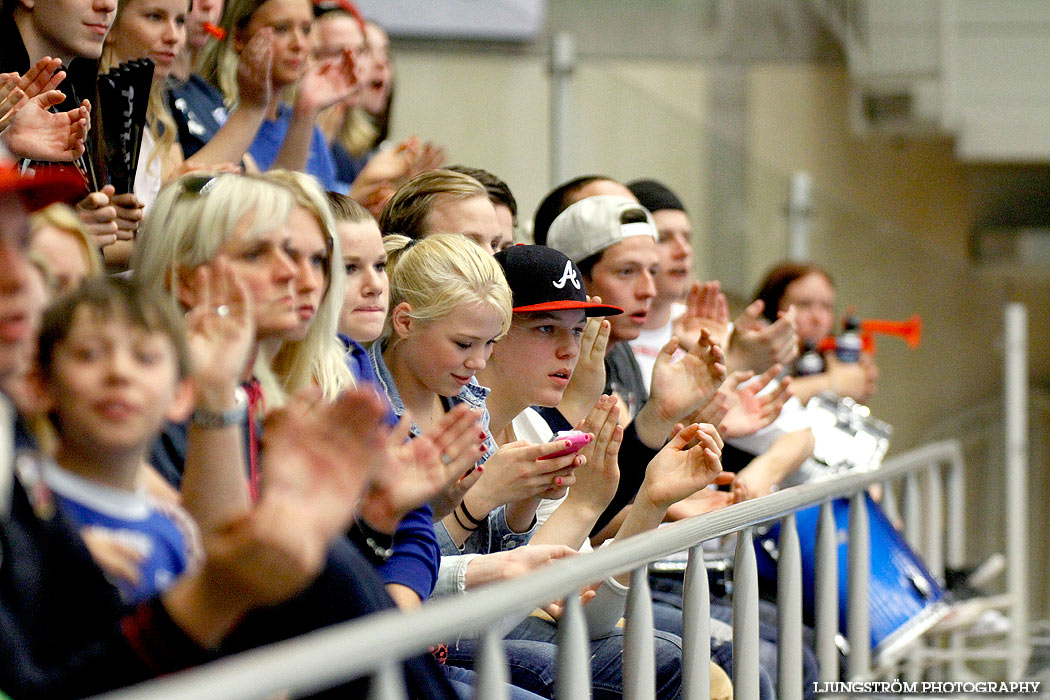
[
  {"xmin": 795, "ymin": 341, "xmax": 825, "ymax": 376},
  {"xmin": 836, "ymin": 315, "xmax": 862, "ymax": 364}
]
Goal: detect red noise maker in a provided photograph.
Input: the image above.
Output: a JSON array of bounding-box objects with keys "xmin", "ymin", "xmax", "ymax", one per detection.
[
  {"xmin": 816, "ymin": 314, "xmax": 923, "ymax": 356},
  {"xmin": 203, "ymin": 22, "xmax": 226, "ymax": 40},
  {"xmin": 98, "ymin": 59, "xmax": 154, "ymax": 194}
]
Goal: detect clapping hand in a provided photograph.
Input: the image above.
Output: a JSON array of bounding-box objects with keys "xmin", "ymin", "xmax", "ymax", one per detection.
[
  {"xmin": 673, "ymin": 280, "xmax": 731, "ymax": 351},
  {"xmin": 725, "ymin": 301, "xmax": 799, "ymax": 375},
  {"xmin": 639, "ymin": 423, "xmax": 724, "ymax": 510},
  {"xmin": 364, "ymin": 403, "xmax": 487, "ymax": 526},
  {"xmin": 715, "ymin": 364, "xmax": 791, "ymax": 438},
  {"xmin": 557, "ymin": 302, "xmax": 611, "ymax": 426}
]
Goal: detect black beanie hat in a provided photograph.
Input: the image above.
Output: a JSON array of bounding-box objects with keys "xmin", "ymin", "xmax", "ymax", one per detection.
[{"xmin": 627, "ymin": 179, "xmax": 686, "ymax": 214}]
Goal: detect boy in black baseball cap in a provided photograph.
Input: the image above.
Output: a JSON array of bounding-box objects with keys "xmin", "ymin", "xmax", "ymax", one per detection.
[{"xmin": 481, "ymin": 244, "xmax": 621, "ymax": 437}]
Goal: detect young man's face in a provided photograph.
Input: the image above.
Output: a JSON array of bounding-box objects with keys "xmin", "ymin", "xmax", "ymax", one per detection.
[
  {"xmin": 425, "ymin": 194, "xmax": 502, "ymax": 255},
  {"xmin": 583, "ymin": 236, "xmax": 658, "ymax": 344},
  {"xmin": 493, "ymin": 203, "xmax": 515, "ymax": 252},
  {"xmin": 651, "ymin": 209, "xmax": 693, "ymax": 302},
  {"xmin": 482, "ymin": 309, "xmax": 586, "ymax": 409},
  {"xmin": 20, "ymin": 0, "xmax": 118, "ymax": 61},
  {"xmin": 45, "ymin": 308, "xmax": 183, "ymax": 455}
]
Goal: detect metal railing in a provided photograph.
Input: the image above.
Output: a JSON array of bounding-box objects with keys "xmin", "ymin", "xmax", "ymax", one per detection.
[{"xmin": 89, "ymin": 439, "xmax": 975, "ymax": 700}]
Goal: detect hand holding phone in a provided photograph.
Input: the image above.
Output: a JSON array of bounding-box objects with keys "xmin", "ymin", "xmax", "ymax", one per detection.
[{"xmin": 540, "ymin": 430, "xmax": 592, "ymax": 460}]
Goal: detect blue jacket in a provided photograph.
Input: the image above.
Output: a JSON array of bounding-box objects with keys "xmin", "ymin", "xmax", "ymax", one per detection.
[{"xmin": 342, "ymin": 336, "xmax": 441, "ymax": 600}]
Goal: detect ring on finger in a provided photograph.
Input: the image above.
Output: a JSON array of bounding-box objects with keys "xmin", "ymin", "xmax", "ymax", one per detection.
[
  {"xmin": 440, "ymin": 453, "xmax": 453, "ymax": 466},
  {"xmin": 215, "ymin": 304, "xmax": 230, "ymax": 318}
]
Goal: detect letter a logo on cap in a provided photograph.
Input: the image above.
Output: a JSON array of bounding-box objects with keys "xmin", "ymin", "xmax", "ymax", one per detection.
[{"xmin": 552, "ymin": 260, "xmax": 581, "ymax": 290}]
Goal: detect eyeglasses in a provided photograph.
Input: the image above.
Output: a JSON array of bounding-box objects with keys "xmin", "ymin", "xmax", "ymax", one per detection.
[{"xmin": 179, "ymin": 173, "xmax": 224, "ymax": 198}]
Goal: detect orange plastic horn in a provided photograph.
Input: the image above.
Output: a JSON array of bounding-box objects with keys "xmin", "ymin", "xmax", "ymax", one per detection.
[
  {"xmin": 860, "ymin": 314, "xmax": 922, "ymax": 348},
  {"xmin": 203, "ymin": 22, "xmax": 226, "ymax": 40}
]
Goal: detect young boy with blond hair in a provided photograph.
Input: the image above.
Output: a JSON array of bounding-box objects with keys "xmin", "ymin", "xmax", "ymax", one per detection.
[{"xmin": 29, "ymin": 276, "xmax": 201, "ymax": 602}]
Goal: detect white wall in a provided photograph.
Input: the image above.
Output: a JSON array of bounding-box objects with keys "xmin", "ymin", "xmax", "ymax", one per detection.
[{"xmin": 386, "ymin": 44, "xmax": 1050, "ymax": 615}]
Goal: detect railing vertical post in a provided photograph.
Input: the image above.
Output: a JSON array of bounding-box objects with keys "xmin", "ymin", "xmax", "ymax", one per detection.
[
  {"xmin": 556, "ymin": 593, "xmax": 592, "ymax": 700},
  {"xmin": 904, "ymin": 471, "xmax": 921, "ymax": 554},
  {"xmin": 1005, "ymin": 301, "xmax": 1030, "ymax": 679},
  {"xmin": 682, "ymin": 545, "xmax": 711, "ymax": 700},
  {"xmin": 924, "ymin": 466, "xmax": 945, "ymax": 582},
  {"xmin": 473, "ymin": 629, "xmax": 510, "ymax": 700},
  {"xmin": 847, "ymin": 494, "xmax": 871, "ymax": 679},
  {"xmin": 881, "ymin": 480, "xmax": 900, "ymax": 527},
  {"xmin": 733, "ymin": 528, "xmax": 761, "ymax": 700},
  {"xmin": 623, "ymin": 566, "xmax": 656, "ymax": 700},
  {"xmin": 368, "ymin": 662, "xmax": 407, "ymax": 700},
  {"xmin": 947, "ymin": 449, "xmax": 967, "ymax": 680},
  {"xmin": 777, "ymin": 514, "xmax": 803, "ymax": 700},
  {"xmin": 815, "ymin": 501, "xmax": 839, "ymax": 682}
]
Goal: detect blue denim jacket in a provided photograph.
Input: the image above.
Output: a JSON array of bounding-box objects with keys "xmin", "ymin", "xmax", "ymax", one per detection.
[{"xmin": 367, "ymin": 343, "xmax": 535, "ymax": 557}]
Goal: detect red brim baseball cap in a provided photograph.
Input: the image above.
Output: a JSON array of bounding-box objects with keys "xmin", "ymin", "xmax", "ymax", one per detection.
[
  {"xmin": 0, "ymin": 164, "xmax": 86, "ymax": 212},
  {"xmin": 495, "ymin": 244, "xmax": 623, "ymax": 317}
]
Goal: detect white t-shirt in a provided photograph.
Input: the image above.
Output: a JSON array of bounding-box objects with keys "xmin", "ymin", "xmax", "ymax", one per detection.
[
  {"xmin": 627, "ymin": 302, "xmax": 688, "ymax": 393},
  {"xmin": 133, "ymin": 128, "xmax": 163, "ymax": 214}
]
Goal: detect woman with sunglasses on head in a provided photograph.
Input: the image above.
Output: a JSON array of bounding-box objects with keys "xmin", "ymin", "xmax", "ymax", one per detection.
[
  {"xmin": 131, "ymin": 170, "xmax": 464, "ymax": 698},
  {"xmin": 261, "ymin": 172, "xmax": 490, "ymax": 614}
]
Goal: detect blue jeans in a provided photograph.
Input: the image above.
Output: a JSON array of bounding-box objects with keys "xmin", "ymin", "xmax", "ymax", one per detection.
[
  {"xmin": 443, "ymin": 664, "xmax": 547, "ymax": 700},
  {"xmin": 444, "ymin": 615, "xmax": 682, "ymax": 700},
  {"xmin": 651, "ymin": 598, "xmax": 777, "ymax": 700},
  {"xmin": 710, "ymin": 596, "xmax": 820, "ymax": 700}
]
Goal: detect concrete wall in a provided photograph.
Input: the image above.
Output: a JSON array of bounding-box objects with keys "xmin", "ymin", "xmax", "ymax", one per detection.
[{"xmin": 385, "ymin": 41, "xmax": 1050, "ymax": 615}]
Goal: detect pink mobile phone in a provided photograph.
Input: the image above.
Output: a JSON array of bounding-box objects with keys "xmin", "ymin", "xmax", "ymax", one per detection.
[{"xmin": 540, "ymin": 430, "xmax": 592, "ymax": 460}]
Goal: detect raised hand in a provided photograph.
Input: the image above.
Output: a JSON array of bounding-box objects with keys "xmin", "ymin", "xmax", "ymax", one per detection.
[
  {"xmin": 408, "ymin": 139, "xmax": 446, "ymax": 176},
  {"xmin": 673, "ymin": 280, "xmax": 731, "ymax": 351},
  {"xmin": 294, "ymin": 48, "xmax": 358, "ymax": 117},
  {"xmin": 163, "ymin": 388, "xmax": 390, "ymax": 647},
  {"xmin": 361, "ymin": 403, "xmax": 486, "ymax": 527},
  {"xmin": 236, "ymin": 27, "xmax": 276, "ymax": 110},
  {"xmin": 183, "ymin": 257, "xmax": 256, "ymax": 401},
  {"xmin": 635, "ymin": 328, "xmax": 726, "ymax": 449},
  {"xmin": 0, "ymin": 73, "xmax": 25, "ymax": 132},
  {"xmin": 716, "ymin": 365, "xmax": 791, "ymax": 439},
  {"xmin": 110, "ymin": 192, "xmax": 144, "ymax": 240},
  {"xmin": 1, "ymin": 92, "xmax": 89, "ymax": 162},
  {"xmin": 19, "ymin": 56, "xmax": 66, "ymax": 98},
  {"xmin": 348, "ymin": 135, "xmax": 449, "ymax": 217},
  {"xmin": 563, "ymin": 395, "xmax": 621, "ymax": 511},
  {"xmin": 530, "ymin": 395, "xmax": 623, "ymax": 550},
  {"xmin": 261, "ymin": 386, "xmax": 390, "ymax": 543},
  {"xmin": 557, "ymin": 308, "xmax": 611, "ymax": 426},
  {"xmin": 639, "ymin": 423, "xmax": 724, "ymax": 510},
  {"xmin": 725, "ymin": 300, "xmax": 799, "ymax": 375}
]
